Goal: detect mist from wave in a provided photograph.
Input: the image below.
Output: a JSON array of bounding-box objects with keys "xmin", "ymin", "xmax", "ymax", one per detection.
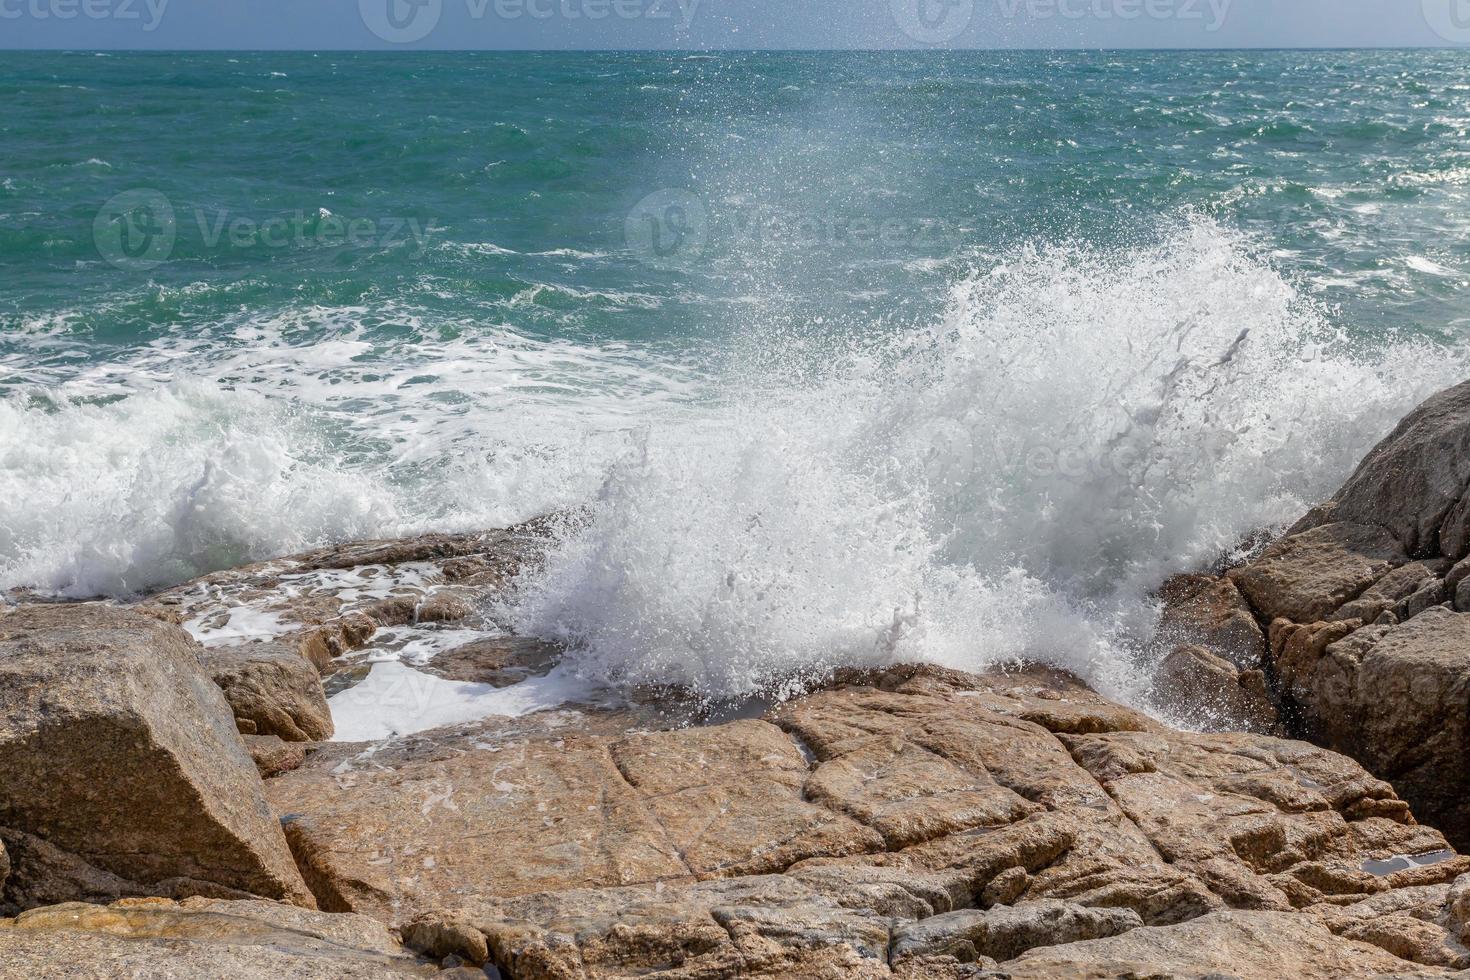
[{"xmin": 509, "ymin": 218, "xmax": 1470, "ymax": 706}]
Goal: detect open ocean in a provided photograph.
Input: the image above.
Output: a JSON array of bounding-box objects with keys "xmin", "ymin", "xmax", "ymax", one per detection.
[{"xmin": 4, "ymin": 49, "xmax": 1470, "ymax": 705}]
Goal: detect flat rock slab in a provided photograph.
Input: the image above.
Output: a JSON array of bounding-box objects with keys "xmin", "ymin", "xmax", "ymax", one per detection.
[
  {"xmin": 1001, "ymin": 909, "xmax": 1442, "ymax": 979},
  {"xmin": 264, "ymin": 663, "xmax": 1470, "ymax": 977},
  {"xmin": 0, "ymin": 897, "xmax": 432, "ymax": 978},
  {"xmin": 0, "ymin": 604, "xmax": 313, "ymax": 910}
]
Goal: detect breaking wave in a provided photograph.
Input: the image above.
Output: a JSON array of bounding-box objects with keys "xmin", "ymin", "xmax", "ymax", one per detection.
[
  {"xmin": 3, "ymin": 218, "xmax": 1467, "ymax": 709},
  {"xmin": 510, "ymin": 218, "xmax": 1470, "ymax": 704}
]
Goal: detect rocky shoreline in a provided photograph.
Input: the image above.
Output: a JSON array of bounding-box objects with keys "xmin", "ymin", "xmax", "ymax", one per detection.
[{"xmin": 7, "ymin": 384, "xmax": 1470, "ymax": 977}]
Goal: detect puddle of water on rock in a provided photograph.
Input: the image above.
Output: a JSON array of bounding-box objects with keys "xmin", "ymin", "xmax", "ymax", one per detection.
[
  {"xmin": 183, "ymin": 604, "xmax": 291, "ymax": 646},
  {"xmin": 1361, "ymin": 849, "xmax": 1456, "ymax": 876},
  {"xmin": 327, "ymin": 660, "xmax": 595, "ymax": 742}
]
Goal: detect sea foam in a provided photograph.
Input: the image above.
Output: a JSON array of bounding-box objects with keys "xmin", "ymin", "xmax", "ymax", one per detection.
[
  {"xmin": 3, "ymin": 219, "xmax": 1467, "ymax": 712},
  {"xmin": 509, "ymin": 218, "xmax": 1470, "ymax": 706}
]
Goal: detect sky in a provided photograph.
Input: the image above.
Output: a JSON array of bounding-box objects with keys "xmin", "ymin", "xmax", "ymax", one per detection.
[{"xmin": 0, "ymin": 0, "xmax": 1468, "ymax": 49}]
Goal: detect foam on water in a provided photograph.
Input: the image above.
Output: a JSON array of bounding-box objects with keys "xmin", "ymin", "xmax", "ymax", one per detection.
[
  {"xmin": 0, "ymin": 311, "xmax": 707, "ymax": 597},
  {"xmin": 328, "ymin": 660, "xmax": 592, "ymax": 742},
  {"xmin": 510, "ymin": 218, "xmax": 1470, "ymax": 705},
  {"xmin": 3, "ymin": 218, "xmax": 1468, "ymax": 712}
]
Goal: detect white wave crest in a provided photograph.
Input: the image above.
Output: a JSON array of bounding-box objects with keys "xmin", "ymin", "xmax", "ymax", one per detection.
[{"xmin": 511, "ymin": 218, "xmax": 1470, "ymax": 704}]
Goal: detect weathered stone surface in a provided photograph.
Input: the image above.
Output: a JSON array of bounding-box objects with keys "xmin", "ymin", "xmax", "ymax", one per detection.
[
  {"xmin": 1229, "ymin": 522, "xmax": 1407, "ymax": 624},
  {"xmin": 273, "ymin": 730, "xmax": 688, "ymax": 923},
  {"xmin": 609, "ymin": 720, "xmax": 884, "ymax": 876},
  {"xmin": 1332, "ymin": 559, "xmax": 1450, "ymax": 625},
  {"xmin": 1157, "ymin": 573, "xmax": 1267, "ymax": 669},
  {"xmin": 1292, "ymin": 378, "xmax": 1470, "ymax": 558},
  {"xmin": 0, "ymin": 827, "xmax": 181, "ymax": 915},
  {"xmin": 1276, "ymin": 606, "xmax": 1470, "ymax": 850},
  {"xmin": 248, "ymin": 664, "xmax": 1463, "ymax": 976},
  {"xmin": 0, "ymin": 897, "xmax": 432, "ymax": 978},
  {"xmin": 0, "ymin": 604, "xmax": 313, "ymax": 910},
  {"xmin": 1062, "ymin": 726, "xmax": 1467, "ymax": 912},
  {"xmin": 1123, "ymin": 383, "xmax": 1470, "ymax": 859},
  {"xmin": 889, "ymin": 900, "xmax": 1142, "ymax": 964},
  {"xmin": 242, "ymin": 734, "xmax": 307, "ymax": 779},
  {"xmin": 204, "ymin": 642, "xmax": 334, "ymax": 742},
  {"xmin": 999, "ymin": 909, "xmax": 1445, "ymax": 978},
  {"xmin": 419, "ymin": 636, "xmax": 563, "ymax": 687},
  {"xmin": 1155, "ymin": 644, "xmax": 1281, "ymax": 735}
]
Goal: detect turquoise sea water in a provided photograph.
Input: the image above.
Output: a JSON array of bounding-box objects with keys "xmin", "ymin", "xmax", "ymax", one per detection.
[{"xmin": 4, "ymin": 49, "xmax": 1470, "ymax": 700}]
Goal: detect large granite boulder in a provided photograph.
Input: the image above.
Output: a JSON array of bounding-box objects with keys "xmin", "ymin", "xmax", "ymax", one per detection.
[
  {"xmin": 1292, "ymin": 378, "xmax": 1470, "ymax": 558},
  {"xmin": 203, "ymin": 642, "xmax": 334, "ymax": 742},
  {"xmin": 0, "ymin": 604, "xmax": 313, "ymax": 910},
  {"xmin": 264, "ymin": 663, "xmax": 1470, "ymax": 976},
  {"xmin": 0, "ymin": 896, "xmax": 432, "ymax": 978},
  {"xmin": 1178, "ymin": 380, "xmax": 1470, "ymax": 852}
]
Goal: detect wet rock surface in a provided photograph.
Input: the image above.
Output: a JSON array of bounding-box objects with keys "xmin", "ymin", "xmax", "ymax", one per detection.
[{"xmin": 1170, "ymin": 379, "xmax": 1470, "ymax": 853}]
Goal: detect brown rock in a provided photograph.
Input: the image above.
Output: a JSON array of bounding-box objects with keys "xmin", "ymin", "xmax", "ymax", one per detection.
[
  {"xmin": 1292, "ymin": 378, "xmax": 1470, "ymax": 558},
  {"xmin": 0, "ymin": 605, "xmax": 314, "ymax": 910},
  {"xmin": 203, "ymin": 642, "xmax": 334, "ymax": 742},
  {"xmin": 420, "ymin": 636, "xmax": 562, "ymax": 686},
  {"xmin": 1229, "ymin": 522, "xmax": 1407, "ymax": 624},
  {"xmin": 1278, "ymin": 606, "xmax": 1470, "ymax": 849},
  {"xmin": 0, "ymin": 897, "xmax": 431, "ymax": 978},
  {"xmin": 609, "ymin": 720, "xmax": 885, "ymax": 875},
  {"xmin": 268, "ymin": 728, "xmax": 690, "ymax": 922},
  {"xmin": 1155, "ymin": 644, "xmax": 1281, "ymax": 735},
  {"xmin": 402, "ymin": 913, "xmax": 490, "ymax": 966},
  {"xmin": 1332, "ymin": 560, "xmax": 1449, "ymax": 624},
  {"xmin": 413, "ymin": 590, "xmax": 475, "ymax": 624},
  {"xmin": 889, "ymin": 900, "xmax": 1142, "ymax": 964},
  {"xmin": 252, "ymin": 655, "xmax": 1467, "ymax": 975},
  {"xmin": 1000, "ymin": 909, "xmax": 1441, "ymax": 978},
  {"xmin": 1, "ymin": 827, "xmax": 174, "ymax": 914},
  {"xmin": 241, "ymin": 735, "xmax": 307, "ymax": 779},
  {"xmin": 1157, "ymin": 573, "xmax": 1267, "ymax": 669},
  {"xmin": 1061, "ymin": 726, "xmax": 1465, "ymax": 911}
]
